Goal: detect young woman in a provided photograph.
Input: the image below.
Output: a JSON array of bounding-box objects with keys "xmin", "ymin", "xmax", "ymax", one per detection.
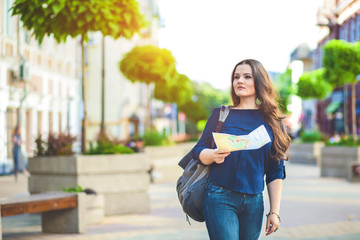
[{"xmin": 192, "ymin": 59, "xmax": 291, "ymax": 239}]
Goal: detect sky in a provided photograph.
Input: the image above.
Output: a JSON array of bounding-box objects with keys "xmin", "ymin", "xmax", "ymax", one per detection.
[{"xmin": 157, "ymin": 0, "xmax": 324, "ymax": 90}]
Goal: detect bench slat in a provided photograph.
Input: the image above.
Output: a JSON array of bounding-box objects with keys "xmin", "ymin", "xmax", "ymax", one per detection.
[
  {"xmin": 1, "ymin": 195, "xmax": 78, "ymax": 217},
  {"xmin": 0, "ymin": 192, "xmax": 77, "ymax": 205}
]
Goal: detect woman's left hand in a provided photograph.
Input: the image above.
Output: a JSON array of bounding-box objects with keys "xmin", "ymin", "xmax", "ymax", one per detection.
[{"xmin": 265, "ymin": 214, "xmax": 280, "ymax": 236}]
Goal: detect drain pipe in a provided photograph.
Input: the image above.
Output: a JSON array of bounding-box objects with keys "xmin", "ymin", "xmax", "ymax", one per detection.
[{"xmin": 17, "ymin": 17, "xmax": 29, "ymax": 126}]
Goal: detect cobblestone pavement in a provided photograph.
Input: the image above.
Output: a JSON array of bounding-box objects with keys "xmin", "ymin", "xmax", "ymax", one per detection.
[{"xmin": 1, "ymin": 162, "xmax": 360, "ymax": 240}]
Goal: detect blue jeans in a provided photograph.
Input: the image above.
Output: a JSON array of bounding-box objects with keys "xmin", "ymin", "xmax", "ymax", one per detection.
[
  {"xmin": 203, "ymin": 181, "xmax": 264, "ymax": 240},
  {"xmin": 13, "ymin": 146, "xmax": 19, "ymax": 176}
]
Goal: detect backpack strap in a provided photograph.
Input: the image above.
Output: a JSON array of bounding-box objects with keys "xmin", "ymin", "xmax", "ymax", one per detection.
[
  {"xmin": 214, "ymin": 105, "xmax": 230, "ymax": 133},
  {"xmin": 179, "ymin": 105, "xmax": 230, "ymax": 169},
  {"xmin": 212, "ymin": 105, "xmax": 230, "ymax": 148}
]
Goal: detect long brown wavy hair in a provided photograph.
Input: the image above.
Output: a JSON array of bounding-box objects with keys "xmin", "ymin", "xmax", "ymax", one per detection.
[{"xmin": 230, "ymin": 59, "xmax": 291, "ymax": 161}]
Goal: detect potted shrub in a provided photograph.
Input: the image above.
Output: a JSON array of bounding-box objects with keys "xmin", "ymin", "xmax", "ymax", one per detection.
[
  {"xmin": 28, "ymin": 132, "xmax": 150, "ymax": 216},
  {"xmin": 288, "ymin": 130, "xmax": 325, "ymax": 165}
]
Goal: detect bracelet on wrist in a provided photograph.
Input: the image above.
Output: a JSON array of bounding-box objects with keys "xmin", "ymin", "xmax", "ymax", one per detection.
[{"xmin": 266, "ymin": 212, "xmax": 282, "ymax": 223}]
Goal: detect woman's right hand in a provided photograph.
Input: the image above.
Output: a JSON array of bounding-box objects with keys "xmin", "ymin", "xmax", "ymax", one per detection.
[{"xmin": 212, "ymin": 149, "xmax": 230, "ymax": 164}]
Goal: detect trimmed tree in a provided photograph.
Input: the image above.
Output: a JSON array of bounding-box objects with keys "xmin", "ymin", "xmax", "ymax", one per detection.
[
  {"xmin": 322, "ymin": 39, "xmax": 360, "ymax": 140},
  {"xmin": 154, "ymin": 73, "xmax": 194, "ymax": 106},
  {"xmin": 296, "ymin": 68, "xmax": 331, "ymax": 100},
  {"xmin": 11, "ymin": 0, "xmax": 146, "ymax": 152},
  {"xmin": 119, "ymin": 45, "xmax": 177, "ymax": 130}
]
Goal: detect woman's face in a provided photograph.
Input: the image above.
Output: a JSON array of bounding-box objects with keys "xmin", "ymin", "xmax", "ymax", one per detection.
[{"xmin": 232, "ymin": 64, "xmax": 256, "ymax": 99}]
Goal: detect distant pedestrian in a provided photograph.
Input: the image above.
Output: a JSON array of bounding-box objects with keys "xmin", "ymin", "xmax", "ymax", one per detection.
[
  {"xmin": 192, "ymin": 59, "xmax": 291, "ymax": 239},
  {"xmin": 12, "ymin": 125, "xmax": 30, "ymax": 181}
]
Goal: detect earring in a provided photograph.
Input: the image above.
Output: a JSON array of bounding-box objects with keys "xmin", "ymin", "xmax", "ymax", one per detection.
[{"xmin": 255, "ymin": 98, "xmax": 262, "ymax": 106}]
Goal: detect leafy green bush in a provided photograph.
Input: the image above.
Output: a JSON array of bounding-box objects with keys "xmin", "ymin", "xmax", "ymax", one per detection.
[
  {"xmin": 63, "ymin": 185, "xmax": 83, "ymax": 193},
  {"xmin": 143, "ymin": 129, "xmax": 167, "ymax": 146},
  {"xmin": 35, "ymin": 134, "xmax": 46, "ymax": 156},
  {"xmin": 326, "ymin": 136, "xmax": 360, "ymax": 146},
  {"xmin": 63, "ymin": 185, "xmax": 97, "ymax": 195},
  {"xmin": 299, "ymin": 130, "xmax": 325, "ymax": 143},
  {"xmin": 87, "ymin": 132, "xmax": 135, "ymax": 155}
]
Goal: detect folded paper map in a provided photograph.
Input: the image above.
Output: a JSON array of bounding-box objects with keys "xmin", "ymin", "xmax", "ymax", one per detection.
[{"xmin": 212, "ymin": 125, "xmax": 271, "ymax": 152}]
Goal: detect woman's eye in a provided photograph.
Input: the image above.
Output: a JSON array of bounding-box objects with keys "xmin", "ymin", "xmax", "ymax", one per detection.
[
  {"xmin": 234, "ymin": 76, "xmax": 240, "ymax": 80},
  {"xmin": 245, "ymin": 75, "xmax": 252, "ymax": 79}
]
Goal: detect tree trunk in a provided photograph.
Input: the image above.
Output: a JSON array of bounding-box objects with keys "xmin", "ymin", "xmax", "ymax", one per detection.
[
  {"xmin": 343, "ymin": 84, "xmax": 349, "ymax": 135},
  {"xmin": 81, "ymin": 36, "xmax": 87, "ymax": 153},
  {"xmin": 351, "ymin": 83, "xmax": 357, "ymax": 141},
  {"xmin": 100, "ymin": 36, "xmax": 105, "ymax": 134},
  {"xmin": 145, "ymin": 83, "xmax": 153, "ymax": 130}
]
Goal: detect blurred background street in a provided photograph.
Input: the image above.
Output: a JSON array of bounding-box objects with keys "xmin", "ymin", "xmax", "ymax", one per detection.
[
  {"xmin": 2, "ymin": 0, "xmax": 360, "ymax": 239},
  {"xmin": 1, "ymin": 154, "xmax": 360, "ymax": 240}
]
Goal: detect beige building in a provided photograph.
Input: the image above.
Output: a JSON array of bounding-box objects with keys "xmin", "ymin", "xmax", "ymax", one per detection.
[{"xmin": 0, "ymin": 0, "xmax": 81, "ymax": 172}]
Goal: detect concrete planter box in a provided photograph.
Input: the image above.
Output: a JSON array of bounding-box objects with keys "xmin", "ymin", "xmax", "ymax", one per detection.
[
  {"xmin": 321, "ymin": 146, "xmax": 360, "ymax": 178},
  {"xmin": 86, "ymin": 194, "xmax": 104, "ymax": 225},
  {"xmin": 28, "ymin": 153, "xmax": 150, "ymax": 216},
  {"xmin": 145, "ymin": 142, "xmax": 195, "ymax": 168},
  {"xmin": 145, "ymin": 142, "xmax": 196, "ymax": 182},
  {"xmin": 288, "ymin": 142, "xmax": 324, "ymax": 165},
  {"xmin": 145, "ymin": 142, "xmax": 194, "ymax": 181}
]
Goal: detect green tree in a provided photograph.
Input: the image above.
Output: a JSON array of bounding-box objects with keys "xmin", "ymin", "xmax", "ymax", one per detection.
[
  {"xmin": 323, "ymin": 39, "xmax": 360, "ymax": 140},
  {"xmin": 274, "ymin": 68, "xmax": 292, "ymax": 114},
  {"xmin": 154, "ymin": 73, "xmax": 194, "ymax": 106},
  {"xmin": 119, "ymin": 45, "xmax": 176, "ymax": 129},
  {"xmin": 296, "ymin": 68, "xmax": 331, "ymax": 100},
  {"xmin": 12, "ymin": 0, "xmax": 146, "ymax": 152},
  {"xmin": 194, "ymin": 82, "xmax": 231, "ymax": 116},
  {"xmin": 178, "ymin": 82, "xmax": 230, "ymax": 135}
]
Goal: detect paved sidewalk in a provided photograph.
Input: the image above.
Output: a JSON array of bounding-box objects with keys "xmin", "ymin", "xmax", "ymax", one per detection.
[{"xmin": 1, "ymin": 162, "xmax": 360, "ymax": 240}]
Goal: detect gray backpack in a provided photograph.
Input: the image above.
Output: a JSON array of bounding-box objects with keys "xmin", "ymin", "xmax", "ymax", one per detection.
[{"xmin": 176, "ymin": 105, "xmax": 230, "ymax": 223}]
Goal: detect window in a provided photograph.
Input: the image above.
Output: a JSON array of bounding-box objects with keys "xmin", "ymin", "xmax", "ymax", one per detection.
[
  {"xmin": 48, "ymin": 79, "xmax": 53, "ymax": 95},
  {"xmin": 58, "ymin": 82, "xmax": 62, "ymax": 97},
  {"xmin": 37, "ymin": 111, "xmax": 42, "ymax": 136},
  {"xmin": 340, "ymin": 22, "xmax": 349, "ymax": 41},
  {"xmin": 350, "ymin": 18, "xmax": 356, "ymax": 43},
  {"xmin": 356, "ymin": 14, "xmax": 360, "ymax": 41},
  {"xmin": 5, "ymin": 0, "xmax": 15, "ymax": 38},
  {"xmin": 24, "ymin": 30, "xmax": 32, "ymax": 44},
  {"xmin": 59, "ymin": 112, "xmax": 62, "ymax": 133},
  {"xmin": 49, "ymin": 111, "xmax": 53, "ymax": 134}
]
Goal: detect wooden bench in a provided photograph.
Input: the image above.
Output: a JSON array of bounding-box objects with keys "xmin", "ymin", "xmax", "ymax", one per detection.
[{"xmin": 0, "ymin": 192, "xmax": 86, "ymax": 240}]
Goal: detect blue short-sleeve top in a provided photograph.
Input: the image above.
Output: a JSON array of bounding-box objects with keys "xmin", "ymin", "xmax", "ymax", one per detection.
[{"xmin": 192, "ymin": 107, "xmax": 286, "ymax": 194}]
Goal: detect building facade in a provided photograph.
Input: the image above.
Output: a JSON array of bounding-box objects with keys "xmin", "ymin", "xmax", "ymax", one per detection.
[
  {"xmin": 290, "ymin": 0, "xmax": 360, "ymax": 137},
  {"xmin": 0, "ymin": 0, "xmax": 81, "ymax": 173},
  {"xmin": 314, "ymin": 0, "xmax": 360, "ymax": 136},
  {"xmin": 289, "ymin": 44, "xmax": 316, "ymax": 133}
]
